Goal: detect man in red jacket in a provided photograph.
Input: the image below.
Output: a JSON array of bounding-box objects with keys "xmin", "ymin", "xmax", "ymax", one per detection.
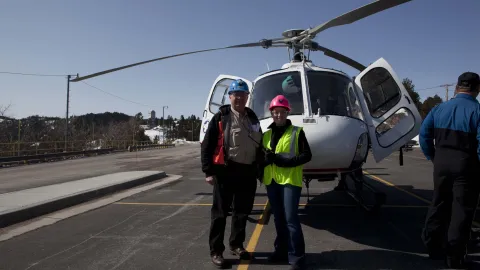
[{"xmin": 201, "ymin": 79, "xmax": 263, "ymax": 268}]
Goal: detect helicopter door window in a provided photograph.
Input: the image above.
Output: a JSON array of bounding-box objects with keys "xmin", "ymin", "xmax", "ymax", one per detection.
[
  {"xmin": 374, "ymin": 107, "xmax": 415, "ymax": 147},
  {"xmin": 209, "ymin": 79, "xmax": 234, "ymax": 113},
  {"xmin": 250, "ymin": 71, "xmax": 304, "ymax": 120},
  {"xmin": 306, "ymin": 71, "xmax": 359, "ymax": 119},
  {"xmin": 359, "ymin": 67, "xmax": 402, "ymax": 119},
  {"xmin": 346, "ymin": 86, "xmax": 364, "ymax": 121}
]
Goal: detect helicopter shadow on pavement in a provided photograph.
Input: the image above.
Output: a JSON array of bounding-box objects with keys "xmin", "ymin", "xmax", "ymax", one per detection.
[
  {"xmin": 245, "ymin": 250, "xmax": 480, "ymax": 270},
  {"xmin": 295, "ymin": 177, "xmax": 480, "ymax": 269},
  {"xmin": 195, "ymin": 181, "xmax": 480, "ymax": 268}
]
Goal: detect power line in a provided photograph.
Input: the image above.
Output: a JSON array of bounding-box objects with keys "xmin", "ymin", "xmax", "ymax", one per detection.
[
  {"xmin": 0, "ymin": 71, "xmax": 71, "ymax": 77},
  {"xmin": 80, "ymin": 81, "xmax": 152, "ymax": 108},
  {"xmin": 416, "ymin": 82, "xmax": 456, "ymax": 92},
  {"xmin": 0, "ymin": 69, "xmax": 457, "ymax": 103},
  {"xmin": 439, "ymin": 83, "xmax": 455, "ymax": 101},
  {"xmin": 0, "ymin": 70, "xmax": 457, "ymax": 91}
]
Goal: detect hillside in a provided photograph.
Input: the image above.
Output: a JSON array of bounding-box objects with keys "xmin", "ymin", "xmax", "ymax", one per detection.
[{"xmin": 0, "ymin": 111, "xmax": 201, "ymax": 157}]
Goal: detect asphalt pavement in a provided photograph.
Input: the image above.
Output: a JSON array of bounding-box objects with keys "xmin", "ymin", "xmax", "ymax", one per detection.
[
  {"xmin": 0, "ymin": 144, "xmax": 199, "ymax": 193},
  {"xmin": 1, "ymin": 145, "xmax": 480, "ymax": 269}
]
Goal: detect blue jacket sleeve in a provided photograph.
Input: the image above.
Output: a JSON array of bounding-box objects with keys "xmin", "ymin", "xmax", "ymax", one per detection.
[
  {"xmin": 419, "ymin": 108, "xmax": 435, "ymax": 161},
  {"xmin": 477, "ymin": 111, "xmax": 480, "ymax": 161}
]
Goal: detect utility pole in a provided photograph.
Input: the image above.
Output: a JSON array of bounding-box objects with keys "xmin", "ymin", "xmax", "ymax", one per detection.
[
  {"xmin": 191, "ymin": 119, "xmax": 200, "ymax": 141},
  {"xmin": 65, "ymin": 75, "xmax": 71, "ymax": 152},
  {"xmin": 162, "ymin": 105, "xmax": 168, "ymax": 143},
  {"xmin": 17, "ymin": 119, "xmax": 21, "ymax": 156},
  {"xmin": 64, "ymin": 74, "xmax": 78, "ymax": 152},
  {"xmin": 440, "ymin": 83, "xmax": 454, "ymax": 101},
  {"xmin": 162, "ymin": 106, "xmax": 168, "ymax": 127}
]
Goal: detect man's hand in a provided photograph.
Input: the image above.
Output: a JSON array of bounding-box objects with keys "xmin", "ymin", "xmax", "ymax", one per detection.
[
  {"xmin": 273, "ymin": 154, "xmax": 293, "ymax": 167},
  {"xmin": 265, "ymin": 151, "xmax": 276, "ymax": 165},
  {"xmin": 206, "ymin": 176, "xmax": 214, "ymax": 185}
]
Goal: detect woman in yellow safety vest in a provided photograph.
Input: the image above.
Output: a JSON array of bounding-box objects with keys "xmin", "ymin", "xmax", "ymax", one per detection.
[{"xmin": 261, "ymin": 94, "xmax": 312, "ymax": 270}]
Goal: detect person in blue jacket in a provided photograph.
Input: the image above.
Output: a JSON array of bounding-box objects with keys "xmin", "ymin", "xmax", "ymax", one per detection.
[{"xmin": 420, "ymin": 72, "xmax": 480, "ymax": 269}]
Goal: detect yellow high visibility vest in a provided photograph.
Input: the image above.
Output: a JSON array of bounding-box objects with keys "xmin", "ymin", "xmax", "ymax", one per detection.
[{"xmin": 262, "ymin": 125, "xmax": 303, "ymax": 187}]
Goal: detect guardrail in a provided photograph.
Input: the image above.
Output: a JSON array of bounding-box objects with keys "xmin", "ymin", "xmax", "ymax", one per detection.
[
  {"xmin": 128, "ymin": 144, "xmax": 175, "ymax": 152},
  {"xmin": 0, "ymin": 143, "xmax": 177, "ymax": 167},
  {"xmin": 0, "ymin": 140, "xmax": 160, "ymax": 158},
  {"xmin": 0, "ymin": 148, "xmax": 116, "ymax": 166}
]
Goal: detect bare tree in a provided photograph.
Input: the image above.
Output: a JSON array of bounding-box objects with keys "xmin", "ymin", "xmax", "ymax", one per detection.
[{"xmin": 0, "ymin": 103, "xmax": 12, "ymax": 117}]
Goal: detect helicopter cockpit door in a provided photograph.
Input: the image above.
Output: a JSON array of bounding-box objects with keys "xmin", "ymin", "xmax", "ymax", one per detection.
[
  {"xmin": 354, "ymin": 58, "xmax": 422, "ymax": 163},
  {"xmin": 199, "ymin": 74, "xmax": 253, "ymax": 143}
]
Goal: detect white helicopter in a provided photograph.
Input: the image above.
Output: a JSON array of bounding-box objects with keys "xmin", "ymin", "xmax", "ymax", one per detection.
[{"xmin": 71, "ymin": 0, "xmax": 421, "ymax": 212}]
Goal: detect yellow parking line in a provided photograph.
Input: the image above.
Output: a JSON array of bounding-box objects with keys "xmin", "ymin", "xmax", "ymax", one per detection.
[
  {"xmin": 363, "ymin": 171, "xmax": 430, "ymax": 204},
  {"xmin": 300, "ymin": 203, "xmax": 427, "ymax": 208},
  {"xmin": 237, "ymin": 201, "xmax": 270, "ymax": 270},
  {"xmin": 364, "ymin": 171, "xmax": 480, "ymax": 227},
  {"xmin": 115, "ymin": 201, "xmax": 271, "ymax": 270},
  {"xmin": 113, "ymin": 202, "xmax": 269, "ymax": 206},
  {"xmin": 114, "ymin": 202, "xmax": 212, "ymax": 206},
  {"xmin": 113, "ymin": 202, "xmax": 427, "ymax": 208}
]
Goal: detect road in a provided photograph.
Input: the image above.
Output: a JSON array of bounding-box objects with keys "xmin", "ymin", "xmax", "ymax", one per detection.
[
  {"xmin": 1, "ymin": 145, "xmax": 480, "ymax": 269},
  {"xmin": 0, "ymin": 144, "xmax": 199, "ymax": 193}
]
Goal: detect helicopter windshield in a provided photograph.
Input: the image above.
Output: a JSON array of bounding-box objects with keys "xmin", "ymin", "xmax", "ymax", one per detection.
[
  {"xmin": 251, "ymin": 71, "xmax": 304, "ymax": 120},
  {"xmin": 307, "ymin": 71, "xmax": 364, "ymax": 120}
]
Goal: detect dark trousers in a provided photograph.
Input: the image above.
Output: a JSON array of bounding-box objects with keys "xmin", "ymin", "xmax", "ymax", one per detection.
[
  {"xmin": 422, "ymin": 154, "xmax": 480, "ymax": 259},
  {"xmin": 266, "ymin": 180, "xmax": 305, "ymax": 265},
  {"xmin": 209, "ymin": 161, "xmax": 257, "ymax": 255}
]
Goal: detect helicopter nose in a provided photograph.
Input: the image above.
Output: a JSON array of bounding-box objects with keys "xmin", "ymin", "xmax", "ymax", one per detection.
[{"xmin": 283, "ymin": 115, "xmax": 368, "ymax": 172}]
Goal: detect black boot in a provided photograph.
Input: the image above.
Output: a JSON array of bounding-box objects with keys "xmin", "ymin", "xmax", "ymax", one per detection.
[
  {"xmin": 428, "ymin": 250, "xmax": 445, "ymax": 260},
  {"xmin": 290, "ymin": 258, "xmax": 307, "ymax": 270},
  {"xmin": 230, "ymin": 247, "xmax": 251, "ymax": 260},
  {"xmin": 445, "ymin": 256, "xmax": 472, "ymax": 269},
  {"xmin": 333, "ymin": 179, "xmax": 346, "ymax": 191},
  {"xmin": 211, "ymin": 253, "xmax": 226, "ymax": 268},
  {"xmin": 268, "ymin": 251, "xmax": 288, "ymax": 263}
]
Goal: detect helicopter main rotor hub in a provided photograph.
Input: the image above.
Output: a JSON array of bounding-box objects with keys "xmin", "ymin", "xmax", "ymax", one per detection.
[{"xmin": 282, "ymin": 29, "xmax": 306, "ymax": 39}]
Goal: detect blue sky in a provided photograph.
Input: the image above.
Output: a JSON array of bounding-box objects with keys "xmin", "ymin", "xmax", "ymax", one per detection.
[{"xmin": 1, "ymin": 0, "xmax": 479, "ymax": 119}]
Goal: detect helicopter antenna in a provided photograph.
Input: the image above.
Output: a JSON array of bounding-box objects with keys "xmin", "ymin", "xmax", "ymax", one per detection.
[
  {"xmin": 266, "ymin": 62, "xmax": 270, "ymax": 71},
  {"xmin": 302, "ymin": 42, "xmax": 306, "ymax": 62}
]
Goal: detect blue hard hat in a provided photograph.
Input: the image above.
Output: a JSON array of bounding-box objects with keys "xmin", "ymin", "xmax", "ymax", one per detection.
[{"xmin": 228, "ymin": 79, "xmax": 249, "ymax": 94}]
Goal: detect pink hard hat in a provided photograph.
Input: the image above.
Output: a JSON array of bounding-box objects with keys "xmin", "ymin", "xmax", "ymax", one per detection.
[{"xmin": 269, "ymin": 95, "xmax": 291, "ymax": 111}]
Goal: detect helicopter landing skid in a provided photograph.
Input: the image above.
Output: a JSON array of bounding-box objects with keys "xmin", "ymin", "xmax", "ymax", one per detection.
[
  {"xmin": 302, "ymin": 170, "xmax": 386, "ymax": 214},
  {"xmin": 341, "ymin": 170, "xmax": 386, "ymax": 213}
]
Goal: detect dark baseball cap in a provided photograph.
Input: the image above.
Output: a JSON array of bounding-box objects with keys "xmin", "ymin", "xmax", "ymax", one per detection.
[{"xmin": 457, "ymin": 72, "xmax": 480, "ymax": 89}]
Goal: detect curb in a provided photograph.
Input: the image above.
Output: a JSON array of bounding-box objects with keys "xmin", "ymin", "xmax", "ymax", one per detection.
[
  {"xmin": 0, "ymin": 174, "xmax": 183, "ymax": 242},
  {"xmin": 0, "ymin": 171, "xmax": 167, "ymax": 228}
]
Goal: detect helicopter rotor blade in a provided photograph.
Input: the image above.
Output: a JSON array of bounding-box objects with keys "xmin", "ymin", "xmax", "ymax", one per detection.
[
  {"xmin": 308, "ymin": 0, "xmax": 412, "ymax": 38},
  {"xmin": 70, "ymin": 40, "xmax": 285, "ymax": 82},
  {"xmin": 313, "ymin": 44, "xmax": 366, "ymax": 72}
]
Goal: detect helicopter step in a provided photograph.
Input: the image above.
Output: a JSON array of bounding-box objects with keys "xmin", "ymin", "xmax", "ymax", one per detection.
[
  {"xmin": 303, "ymin": 168, "xmax": 386, "ymax": 214},
  {"xmin": 342, "ymin": 169, "xmax": 386, "ymax": 213}
]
